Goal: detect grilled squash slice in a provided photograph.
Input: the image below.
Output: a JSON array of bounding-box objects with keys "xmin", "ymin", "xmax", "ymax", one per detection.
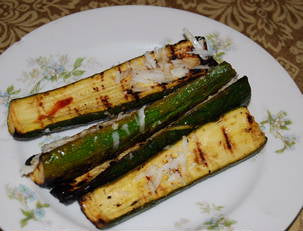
[
  {"xmin": 80, "ymin": 107, "xmax": 267, "ymax": 228},
  {"xmin": 8, "ymin": 38, "xmax": 215, "ymax": 139}
]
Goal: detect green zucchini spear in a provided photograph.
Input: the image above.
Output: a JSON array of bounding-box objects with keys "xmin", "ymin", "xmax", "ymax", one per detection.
[
  {"xmin": 51, "ymin": 76, "xmax": 251, "ymax": 204},
  {"xmin": 26, "ymin": 62, "xmax": 236, "ymax": 187},
  {"xmin": 80, "ymin": 107, "xmax": 267, "ymax": 228}
]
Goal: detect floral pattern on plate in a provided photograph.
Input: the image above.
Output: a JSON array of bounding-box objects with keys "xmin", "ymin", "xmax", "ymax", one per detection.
[
  {"xmin": 260, "ymin": 110, "xmax": 296, "ymax": 153},
  {"xmin": 0, "ymin": 55, "xmax": 100, "ymax": 128},
  {"xmin": 5, "ymin": 184, "xmax": 50, "ymax": 227},
  {"xmin": 175, "ymin": 202, "xmax": 236, "ymax": 231}
]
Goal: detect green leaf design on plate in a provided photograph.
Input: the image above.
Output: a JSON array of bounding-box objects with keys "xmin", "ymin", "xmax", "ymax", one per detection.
[
  {"xmin": 206, "ymin": 33, "xmax": 232, "ymax": 64},
  {"xmin": 5, "ymin": 184, "xmax": 50, "ymax": 227},
  {"xmin": 6, "ymin": 85, "xmax": 21, "ymax": 95},
  {"xmin": 176, "ymin": 202, "xmax": 236, "ymax": 230},
  {"xmin": 73, "ymin": 57, "xmax": 84, "ymax": 69},
  {"xmin": 72, "ymin": 69, "xmax": 85, "ymax": 76},
  {"xmin": 261, "ymin": 110, "xmax": 296, "ymax": 153}
]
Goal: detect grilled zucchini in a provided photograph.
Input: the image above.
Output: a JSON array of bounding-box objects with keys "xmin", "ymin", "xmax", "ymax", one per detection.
[
  {"xmin": 27, "ymin": 62, "xmax": 236, "ymax": 187},
  {"xmin": 8, "ymin": 38, "xmax": 216, "ymax": 139},
  {"xmin": 51, "ymin": 76, "xmax": 251, "ymax": 204},
  {"xmin": 80, "ymin": 107, "xmax": 267, "ymax": 228}
]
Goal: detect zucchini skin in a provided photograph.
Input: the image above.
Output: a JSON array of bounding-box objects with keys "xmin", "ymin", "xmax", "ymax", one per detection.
[
  {"xmin": 28, "ymin": 62, "xmax": 236, "ymax": 187},
  {"xmin": 8, "ymin": 38, "xmax": 216, "ymax": 140},
  {"xmin": 51, "ymin": 76, "xmax": 251, "ymax": 204},
  {"xmin": 79, "ymin": 107, "xmax": 267, "ymax": 229}
]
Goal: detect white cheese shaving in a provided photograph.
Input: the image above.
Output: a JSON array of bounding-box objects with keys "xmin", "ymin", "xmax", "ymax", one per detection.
[
  {"xmin": 122, "ymin": 124, "xmax": 130, "ymax": 135},
  {"xmin": 132, "ymin": 69, "xmax": 166, "ymax": 84},
  {"xmin": 193, "ymin": 64, "xmax": 210, "ymax": 69},
  {"xmin": 144, "ymin": 165, "xmax": 163, "ymax": 194},
  {"xmin": 112, "ymin": 123, "xmax": 118, "ymax": 130},
  {"xmin": 130, "ymin": 41, "xmax": 195, "ymax": 92},
  {"xmin": 44, "ymin": 128, "xmax": 50, "ymax": 133},
  {"xmin": 136, "ymin": 136, "xmax": 190, "ymax": 193},
  {"xmin": 170, "ymin": 66, "xmax": 189, "ymax": 78},
  {"xmin": 144, "ymin": 52, "xmax": 157, "ymax": 69},
  {"xmin": 114, "ymin": 71, "xmax": 122, "ymax": 83},
  {"xmin": 183, "ymin": 28, "xmax": 210, "ymax": 60},
  {"xmin": 20, "ymin": 154, "xmax": 41, "ymax": 176},
  {"xmin": 137, "ymin": 105, "xmax": 146, "ymax": 133},
  {"xmin": 117, "ymin": 112, "xmax": 125, "ymax": 120},
  {"xmin": 183, "ymin": 28, "xmax": 203, "ymax": 51},
  {"xmin": 112, "ymin": 131, "xmax": 120, "ymax": 149}
]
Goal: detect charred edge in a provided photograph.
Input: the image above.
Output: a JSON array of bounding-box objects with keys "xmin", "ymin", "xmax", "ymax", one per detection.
[
  {"xmin": 194, "ymin": 141, "xmax": 208, "ymax": 167},
  {"xmin": 74, "ymin": 107, "xmax": 81, "ymax": 115},
  {"xmin": 158, "ymin": 82, "xmax": 167, "ymax": 91},
  {"xmin": 120, "ymin": 77, "xmax": 130, "ymax": 100},
  {"xmin": 126, "ymin": 89, "xmax": 140, "ymax": 101},
  {"xmin": 93, "ymin": 87, "xmax": 99, "ymax": 92},
  {"xmin": 203, "ymin": 38, "xmax": 208, "ymax": 50},
  {"xmin": 190, "ymin": 68, "xmax": 207, "ymax": 76},
  {"xmin": 130, "ymin": 200, "xmax": 138, "ymax": 206},
  {"xmin": 117, "ymin": 65, "xmax": 122, "ymax": 74},
  {"xmin": 100, "ymin": 73, "xmax": 104, "ymax": 82},
  {"xmin": 25, "ymin": 155, "xmax": 36, "ymax": 165},
  {"xmin": 199, "ymin": 56, "xmax": 217, "ymax": 66},
  {"xmin": 246, "ymin": 112, "xmax": 254, "ymax": 124},
  {"xmin": 100, "ymin": 96, "xmax": 112, "ymax": 109},
  {"xmin": 168, "ymin": 44, "xmax": 177, "ymax": 60},
  {"xmin": 222, "ymin": 127, "xmax": 233, "ymax": 152},
  {"xmin": 95, "ymin": 218, "xmax": 107, "ymax": 228},
  {"xmin": 79, "ymin": 197, "xmax": 107, "ymax": 229},
  {"xmin": 172, "ymin": 168, "xmax": 182, "ymax": 177}
]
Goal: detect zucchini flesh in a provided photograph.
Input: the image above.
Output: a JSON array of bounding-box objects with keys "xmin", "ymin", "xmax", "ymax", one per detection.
[
  {"xmin": 51, "ymin": 76, "xmax": 251, "ymax": 204},
  {"xmin": 80, "ymin": 107, "xmax": 267, "ymax": 228},
  {"xmin": 8, "ymin": 39, "xmax": 215, "ymax": 139},
  {"xmin": 28, "ymin": 62, "xmax": 236, "ymax": 186}
]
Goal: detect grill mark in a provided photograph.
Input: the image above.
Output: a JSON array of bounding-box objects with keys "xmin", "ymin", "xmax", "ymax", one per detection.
[
  {"xmin": 189, "ymin": 68, "xmax": 207, "ymax": 77},
  {"xmin": 246, "ymin": 112, "xmax": 254, "ymax": 124},
  {"xmin": 100, "ymin": 73, "xmax": 104, "ymax": 82},
  {"xmin": 172, "ymin": 168, "xmax": 182, "ymax": 177},
  {"xmin": 93, "ymin": 87, "xmax": 99, "ymax": 92},
  {"xmin": 100, "ymin": 96, "xmax": 112, "ymax": 108},
  {"xmin": 130, "ymin": 200, "xmax": 138, "ymax": 206},
  {"xmin": 117, "ymin": 65, "xmax": 122, "ymax": 73},
  {"xmin": 158, "ymin": 82, "xmax": 167, "ymax": 90},
  {"xmin": 202, "ymin": 37, "xmax": 208, "ymax": 50},
  {"xmin": 222, "ymin": 127, "xmax": 233, "ymax": 152},
  {"xmin": 194, "ymin": 141, "xmax": 208, "ymax": 167},
  {"xmin": 126, "ymin": 89, "xmax": 140, "ymax": 101},
  {"xmin": 168, "ymin": 44, "xmax": 177, "ymax": 60},
  {"xmin": 74, "ymin": 107, "xmax": 81, "ymax": 115}
]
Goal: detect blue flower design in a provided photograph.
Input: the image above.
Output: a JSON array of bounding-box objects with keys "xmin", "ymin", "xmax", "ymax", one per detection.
[
  {"xmin": 18, "ymin": 184, "xmax": 36, "ymax": 202},
  {"xmin": 6, "ymin": 184, "xmax": 50, "ymax": 227},
  {"xmin": 34, "ymin": 208, "xmax": 45, "ymax": 219}
]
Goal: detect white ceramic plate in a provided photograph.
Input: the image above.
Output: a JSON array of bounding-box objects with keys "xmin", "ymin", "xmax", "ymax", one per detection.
[{"xmin": 0, "ymin": 6, "xmax": 302, "ymax": 231}]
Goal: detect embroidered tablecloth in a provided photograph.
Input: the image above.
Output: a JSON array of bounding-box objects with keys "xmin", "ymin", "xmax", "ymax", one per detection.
[{"xmin": 0, "ymin": 0, "xmax": 302, "ymax": 230}]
